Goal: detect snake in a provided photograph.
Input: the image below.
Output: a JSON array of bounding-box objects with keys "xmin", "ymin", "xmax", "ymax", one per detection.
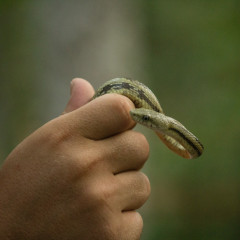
[{"xmin": 93, "ymin": 78, "xmax": 204, "ymax": 159}]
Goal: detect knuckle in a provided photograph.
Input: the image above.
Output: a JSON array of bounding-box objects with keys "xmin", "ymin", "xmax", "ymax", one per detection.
[
  {"xmin": 137, "ymin": 133, "xmax": 150, "ymax": 156},
  {"xmin": 70, "ymin": 149, "xmax": 104, "ymax": 178},
  {"xmin": 112, "ymin": 212, "xmax": 143, "ymax": 240},
  {"xmin": 111, "ymin": 94, "xmax": 135, "ymax": 128},
  {"xmin": 133, "ymin": 212, "xmax": 144, "ymax": 231},
  {"xmin": 51, "ymin": 130, "xmax": 70, "ymax": 147},
  {"xmin": 132, "ymin": 212, "xmax": 144, "ymax": 239},
  {"xmin": 133, "ymin": 132, "xmax": 150, "ymax": 165},
  {"xmin": 44, "ymin": 118, "xmax": 71, "ymax": 147},
  {"xmin": 87, "ymin": 178, "xmax": 115, "ymax": 207},
  {"xmin": 98, "ymin": 183, "xmax": 114, "ymax": 203},
  {"xmin": 122, "ymin": 212, "xmax": 143, "ymax": 240},
  {"xmin": 138, "ymin": 172, "xmax": 151, "ymax": 198}
]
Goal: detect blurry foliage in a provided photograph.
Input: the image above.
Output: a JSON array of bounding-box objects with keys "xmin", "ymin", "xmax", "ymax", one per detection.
[
  {"xmin": 139, "ymin": 1, "xmax": 240, "ymax": 239},
  {"xmin": 1, "ymin": 0, "xmax": 240, "ymax": 239},
  {"xmin": 0, "ymin": 0, "xmax": 28, "ymax": 9},
  {"xmin": 0, "ymin": 1, "xmax": 39, "ymax": 157}
]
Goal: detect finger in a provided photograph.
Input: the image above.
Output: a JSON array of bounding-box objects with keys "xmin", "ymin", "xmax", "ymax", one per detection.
[
  {"xmin": 114, "ymin": 171, "xmax": 151, "ymax": 212},
  {"xmin": 63, "ymin": 78, "xmax": 95, "ymax": 114},
  {"xmin": 120, "ymin": 211, "xmax": 143, "ymax": 240},
  {"xmin": 65, "ymin": 94, "xmax": 136, "ymax": 140},
  {"xmin": 99, "ymin": 130, "xmax": 149, "ymax": 174}
]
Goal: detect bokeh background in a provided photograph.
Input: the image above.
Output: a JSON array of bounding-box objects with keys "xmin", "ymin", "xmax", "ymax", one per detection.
[{"xmin": 1, "ymin": 1, "xmax": 240, "ymax": 239}]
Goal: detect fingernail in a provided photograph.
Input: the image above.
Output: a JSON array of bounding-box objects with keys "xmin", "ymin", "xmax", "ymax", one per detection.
[{"xmin": 70, "ymin": 80, "xmax": 75, "ymax": 96}]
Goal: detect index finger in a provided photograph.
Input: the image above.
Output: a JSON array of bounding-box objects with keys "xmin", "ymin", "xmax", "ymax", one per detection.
[{"xmin": 66, "ymin": 94, "xmax": 136, "ymax": 140}]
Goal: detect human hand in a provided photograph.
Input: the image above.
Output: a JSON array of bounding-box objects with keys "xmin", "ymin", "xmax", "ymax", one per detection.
[{"xmin": 0, "ymin": 78, "xmax": 150, "ymax": 240}]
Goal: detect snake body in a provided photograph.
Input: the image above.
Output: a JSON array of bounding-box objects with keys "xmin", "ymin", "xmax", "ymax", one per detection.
[{"xmin": 93, "ymin": 78, "xmax": 204, "ymax": 159}]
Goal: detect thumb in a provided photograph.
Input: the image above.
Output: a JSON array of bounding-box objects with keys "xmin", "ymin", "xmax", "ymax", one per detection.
[{"xmin": 63, "ymin": 78, "xmax": 95, "ymax": 114}]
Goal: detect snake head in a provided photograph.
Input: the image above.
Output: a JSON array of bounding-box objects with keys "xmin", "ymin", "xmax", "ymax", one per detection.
[
  {"xmin": 130, "ymin": 108, "xmax": 204, "ymax": 159},
  {"xmin": 130, "ymin": 108, "xmax": 169, "ymax": 131}
]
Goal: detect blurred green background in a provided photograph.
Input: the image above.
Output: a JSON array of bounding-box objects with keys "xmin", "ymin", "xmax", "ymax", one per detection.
[{"xmin": 1, "ymin": 1, "xmax": 240, "ymax": 239}]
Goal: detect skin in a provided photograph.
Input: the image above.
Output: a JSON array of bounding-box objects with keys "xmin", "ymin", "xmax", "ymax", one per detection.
[{"xmin": 0, "ymin": 78, "xmax": 151, "ymax": 240}]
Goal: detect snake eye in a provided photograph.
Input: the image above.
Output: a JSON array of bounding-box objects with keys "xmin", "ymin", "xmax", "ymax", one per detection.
[{"xmin": 142, "ymin": 115, "xmax": 150, "ymax": 121}]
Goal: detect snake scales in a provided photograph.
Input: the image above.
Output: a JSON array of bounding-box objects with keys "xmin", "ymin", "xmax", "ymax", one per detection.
[{"xmin": 93, "ymin": 78, "xmax": 204, "ymax": 159}]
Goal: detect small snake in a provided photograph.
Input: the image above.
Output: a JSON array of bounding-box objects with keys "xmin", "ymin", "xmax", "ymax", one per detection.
[{"xmin": 93, "ymin": 78, "xmax": 204, "ymax": 159}]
